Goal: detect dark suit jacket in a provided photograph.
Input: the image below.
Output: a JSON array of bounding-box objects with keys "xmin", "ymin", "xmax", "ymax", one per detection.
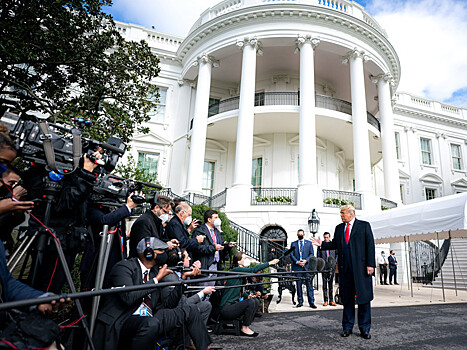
[
  {"xmin": 388, "ymin": 255, "xmax": 397, "ymax": 270},
  {"xmin": 129, "ymin": 210, "xmax": 163, "ymax": 258},
  {"xmin": 192, "ymin": 224, "xmax": 230, "ymax": 270},
  {"xmin": 0, "ymin": 241, "xmax": 43, "ymax": 302},
  {"xmin": 321, "ymin": 218, "xmax": 376, "ymax": 304},
  {"xmin": 165, "ymin": 215, "xmax": 199, "ymax": 256},
  {"xmin": 290, "ymin": 239, "xmax": 314, "ymax": 272},
  {"xmin": 93, "ymin": 258, "xmax": 181, "ymax": 350}
]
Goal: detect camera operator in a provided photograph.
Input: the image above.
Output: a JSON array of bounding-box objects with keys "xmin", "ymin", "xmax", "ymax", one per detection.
[
  {"xmin": 128, "ymin": 194, "xmax": 178, "ymax": 258},
  {"xmin": 22, "ymin": 149, "xmax": 102, "ymax": 293}
]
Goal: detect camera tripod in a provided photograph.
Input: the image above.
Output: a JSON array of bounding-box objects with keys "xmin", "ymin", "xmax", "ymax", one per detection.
[{"xmin": 6, "ymin": 175, "xmax": 96, "ymax": 350}]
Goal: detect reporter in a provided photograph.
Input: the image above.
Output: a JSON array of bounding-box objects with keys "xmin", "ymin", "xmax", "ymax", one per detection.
[{"xmin": 219, "ymin": 252, "xmax": 279, "ymax": 337}]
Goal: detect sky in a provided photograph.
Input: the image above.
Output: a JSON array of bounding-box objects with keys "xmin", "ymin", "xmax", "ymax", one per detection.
[{"xmin": 104, "ymin": 0, "xmax": 467, "ymax": 108}]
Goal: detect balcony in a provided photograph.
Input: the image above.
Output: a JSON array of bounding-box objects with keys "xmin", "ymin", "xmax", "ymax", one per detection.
[
  {"xmin": 322, "ymin": 189, "xmax": 362, "ymax": 210},
  {"xmin": 208, "ymin": 92, "xmax": 380, "ymax": 131},
  {"xmin": 381, "ymin": 198, "xmax": 398, "ymax": 210},
  {"xmin": 251, "ymin": 187, "xmax": 298, "ymax": 206}
]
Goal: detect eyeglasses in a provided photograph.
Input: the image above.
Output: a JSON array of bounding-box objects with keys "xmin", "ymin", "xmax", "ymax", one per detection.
[{"xmin": 162, "ymin": 208, "xmax": 172, "ymax": 215}]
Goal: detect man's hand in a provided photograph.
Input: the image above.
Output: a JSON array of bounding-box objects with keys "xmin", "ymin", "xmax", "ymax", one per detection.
[
  {"xmin": 187, "ymin": 219, "xmax": 200, "ymax": 233},
  {"xmin": 12, "ymin": 185, "xmax": 27, "ymax": 199},
  {"xmin": 37, "ymin": 297, "xmax": 71, "ymax": 315},
  {"xmin": 229, "ymin": 242, "xmax": 237, "ymax": 248},
  {"xmin": 0, "ymin": 198, "xmax": 34, "ymax": 215},
  {"xmin": 83, "ymin": 150, "xmax": 102, "ymax": 172},
  {"xmin": 310, "ymin": 237, "xmax": 322, "ymax": 246},
  {"xmin": 182, "ymin": 266, "xmax": 201, "ymax": 279},
  {"xmin": 367, "ymin": 266, "xmax": 374, "ymax": 275},
  {"xmin": 126, "ymin": 191, "xmax": 142, "ymax": 210},
  {"xmin": 202, "ymin": 286, "xmax": 216, "ymax": 295},
  {"xmin": 156, "ymin": 264, "xmax": 173, "ymax": 281},
  {"xmin": 167, "ymin": 239, "xmax": 179, "ymax": 250},
  {"xmin": 297, "ymin": 260, "xmax": 306, "ymax": 267},
  {"xmin": 192, "ymin": 260, "xmax": 201, "ymax": 269},
  {"xmin": 196, "ymin": 235, "xmax": 205, "ymax": 243},
  {"xmin": 215, "ymin": 244, "xmax": 224, "ymax": 251}
]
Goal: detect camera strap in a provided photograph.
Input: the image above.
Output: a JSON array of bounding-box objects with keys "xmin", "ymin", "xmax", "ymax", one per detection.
[{"xmin": 38, "ymin": 121, "xmax": 82, "ymax": 173}]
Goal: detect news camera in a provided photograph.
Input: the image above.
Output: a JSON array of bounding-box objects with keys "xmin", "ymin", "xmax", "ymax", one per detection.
[{"xmin": 7, "ymin": 116, "xmax": 126, "ymax": 173}]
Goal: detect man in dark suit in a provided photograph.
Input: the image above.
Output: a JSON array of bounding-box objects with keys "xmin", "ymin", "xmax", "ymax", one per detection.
[
  {"xmin": 388, "ymin": 250, "xmax": 399, "ymax": 285},
  {"xmin": 290, "ymin": 229, "xmax": 317, "ymax": 308},
  {"xmin": 192, "ymin": 209, "xmax": 235, "ymax": 285},
  {"xmin": 312, "ymin": 205, "xmax": 375, "ymax": 340},
  {"xmin": 165, "ymin": 202, "xmax": 205, "ymax": 258},
  {"xmin": 128, "ymin": 194, "xmax": 176, "ymax": 258},
  {"xmin": 93, "ymin": 237, "xmax": 211, "ymax": 350},
  {"xmin": 317, "ymin": 232, "xmax": 337, "ymax": 306}
]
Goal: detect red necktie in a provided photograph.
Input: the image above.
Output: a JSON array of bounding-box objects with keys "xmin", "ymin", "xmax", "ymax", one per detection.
[{"xmin": 345, "ymin": 223, "xmax": 350, "ymax": 245}]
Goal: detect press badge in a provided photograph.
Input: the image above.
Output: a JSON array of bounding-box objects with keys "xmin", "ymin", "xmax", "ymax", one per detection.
[{"xmin": 140, "ymin": 308, "xmax": 148, "ymax": 316}]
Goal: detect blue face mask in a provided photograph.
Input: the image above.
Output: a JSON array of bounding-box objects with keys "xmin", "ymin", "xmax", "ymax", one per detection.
[{"xmin": 0, "ymin": 163, "xmax": 7, "ymax": 177}]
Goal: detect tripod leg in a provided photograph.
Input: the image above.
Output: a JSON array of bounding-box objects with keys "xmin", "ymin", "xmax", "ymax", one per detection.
[
  {"xmin": 30, "ymin": 232, "xmax": 48, "ymax": 289},
  {"xmin": 7, "ymin": 232, "xmax": 37, "ymax": 272}
]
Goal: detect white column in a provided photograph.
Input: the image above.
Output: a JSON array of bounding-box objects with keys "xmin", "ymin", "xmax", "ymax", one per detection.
[
  {"xmin": 185, "ymin": 54, "xmax": 218, "ymax": 193},
  {"xmin": 372, "ymin": 73, "xmax": 400, "ymax": 202},
  {"xmin": 343, "ymin": 49, "xmax": 372, "ymax": 195},
  {"xmin": 296, "ymin": 35, "xmax": 320, "ymax": 187},
  {"xmin": 232, "ymin": 38, "xmax": 262, "ymax": 188}
]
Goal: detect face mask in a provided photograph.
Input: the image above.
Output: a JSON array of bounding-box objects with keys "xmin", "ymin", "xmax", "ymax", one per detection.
[
  {"xmin": 0, "ymin": 163, "xmax": 7, "ymax": 177},
  {"xmin": 213, "ymin": 218, "xmax": 222, "ymax": 227},
  {"xmin": 243, "ymin": 258, "xmax": 251, "ymax": 268},
  {"xmin": 159, "ymin": 213, "xmax": 169, "ymax": 224},
  {"xmin": 297, "ymin": 235, "xmax": 304, "ymax": 240},
  {"xmin": 155, "ymin": 251, "xmax": 168, "ymax": 266},
  {"xmin": 184, "ymin": 215, "xmax": 192, "ymax": 226}
]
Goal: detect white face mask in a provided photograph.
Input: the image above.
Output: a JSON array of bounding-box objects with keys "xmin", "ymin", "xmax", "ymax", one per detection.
[
  {"xmin": 159, "ymin": 213, "xmax": 169, "ymax": 224},
  {"xmin": 184, "ymin": 215, "xmax": 192, "ymax": 226},
  {"xmin": 243, "ymin": 258, "xmax": 251, "ymax": 268},
  {"xmin": 213, "ymin": 218, "xmax": 222, "ymax": 227}
]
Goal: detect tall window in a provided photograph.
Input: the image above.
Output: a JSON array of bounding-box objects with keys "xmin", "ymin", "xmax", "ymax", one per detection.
[
  {"xmin": 395, "ymin": 132, "xmax": 401, "ymax": 159},
  {"xmin": 202, "ymin": 161, "xmax": 215, "ymax": 197},
  {"xmin": 138, "ymin": 152, "xmax": 159, "ymax": 176},
  {"xmin": 420, "ymin": 138, "xmax": 432, "ymax": 165},
  {"xmin": 451, "ymin": 144, "xmax": 462, "ymax": 170},
  {"xmin": 148, "ymin": 87, "xmax": 167, "ymax": 123},
  {"xmin": 251, "ymin": 158, "xmax": 263, "ymax": 195},
  {"xmin": 425, "ymin": 188, "xmax": 436, "ymax": 200}
]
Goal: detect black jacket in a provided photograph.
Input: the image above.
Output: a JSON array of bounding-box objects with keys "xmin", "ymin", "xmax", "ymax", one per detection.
[
  {"xmin": 192, "ymin": 224, "xmax": 230, "ymax": 270},
  {"xmin": 92, "ymin": 258, "xmax": 181, "ymax": 350},
  {"xmin": 129, "ymin": 210, "xmax": 162, "ymax": 258},
  {"xmin": 165, "ymin": 215, "xmax": 199, "ymax": 256}
]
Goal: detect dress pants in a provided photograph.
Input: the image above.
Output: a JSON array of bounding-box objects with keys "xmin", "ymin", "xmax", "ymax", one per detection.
[
  {"xmin": 379, "ymin": 264, "xmax": 388, "ymax": 284},
  {"xmin": 389, "ymin": 268, "xmax": 397, "ymax": 284},
  {"xmin": 322, "ymin": 273, "xmax": 334, "ymax": 302},
  {"xmin": 120, "ymin": 305, "xmax": 211, "ymax": 350},
  {"xmin": 296, "ymin": 273, "xmax": 315, "ymax": 305},
  {"xmin": 341, "ymin": 270, "xmax": 371, "ymax": 333},
  {"xmin": 220, "ymin": 298, "xmax": 259, "ymax": 326}
]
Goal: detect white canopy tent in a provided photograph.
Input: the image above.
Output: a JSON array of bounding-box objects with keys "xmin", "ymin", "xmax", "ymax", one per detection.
[{"xmin": 362, "ymin": 192, "xmax": 467, "ymax": 244}]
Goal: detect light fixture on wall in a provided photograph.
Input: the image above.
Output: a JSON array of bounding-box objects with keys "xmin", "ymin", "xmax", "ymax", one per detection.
[{"xmin": 308, "ymin": 209, "xmax": 320, "ymax": 237}]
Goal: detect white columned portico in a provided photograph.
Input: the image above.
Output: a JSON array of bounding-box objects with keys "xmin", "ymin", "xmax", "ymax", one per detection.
[
  {"xmin": 343, "ymin": 49, "xmax": 372, "ymax": 194},
  {"xmin": 185, "ymin": 54, "xmax": 218, "ymax": 193},
  {"xmin": 372, "ymin": 73, "xmax": 400, "ymax": 202},
  {"xmin": 295, "ymin": 35, "xmax": 322, "ymax": 207},
  {"xmin": 227, "ymin": 37, "xmax": 262, "ymax": 208}
]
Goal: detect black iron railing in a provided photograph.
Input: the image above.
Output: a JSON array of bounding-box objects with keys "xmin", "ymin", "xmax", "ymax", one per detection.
[
  {"xmin": 251, "ymin": 188, "xmax": 297, "ymax": 206},
  {"xmin": 207, "ymin": 92, "xmax": 380, "ymax": 131},
  {"xmin": 157, "ymin": 188, "xmax": 226, "ymax": 209},
  {"xmin": 381, "ymin": 198, "xmax": 398, "ymax": 210},
  {"xmin": 322, "ymin": 189, "xmax": 362, "ymax": 210}
]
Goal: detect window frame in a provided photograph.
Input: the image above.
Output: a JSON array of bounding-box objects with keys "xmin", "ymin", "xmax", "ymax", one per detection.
[
  {"xmin": 137, "ymin": 152, "xmax": 160, "ymax": 177},
  {"xmin": 202, "ymin": 160, "xmax": 215, "ymax": 197},
  {"xmin": 148, "ymin": 86, "xmax": 168, "ymax": 123},
  {"xmin": 420, "ymin": 137, "xmax": 433, "ymax": 166},
  {"xmin": 450, "ymin": 143, "xmax": 463, "ymax": 171}
]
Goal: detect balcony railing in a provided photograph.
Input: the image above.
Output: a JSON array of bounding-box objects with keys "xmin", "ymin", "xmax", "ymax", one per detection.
[
  {"xmin": 207, "ymin": 92, "xmax": 380, "ymax": 131},
  {"xmin": 158, "ymin": 188, "xmax": 227, "ymax": 209},
  {"xmin": 251, "ymin": 187, "xmax": 298, "ymax": 206},
  {"xmin": 381, "ymin": 198, "xmax": 398, "ymax": 210},
  {"xmin": 322, "ymin": 189, "xmax": 362, "ymax": 210}
]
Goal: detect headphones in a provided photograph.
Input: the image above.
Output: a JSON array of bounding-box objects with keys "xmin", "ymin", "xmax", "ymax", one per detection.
[
  {"xmin": 144, "ymin": 237, "xmax": 154, "ymax": 260},
  {"xmin": 152, "ymin": 191, "xmax": 158, "ymax": 207}
]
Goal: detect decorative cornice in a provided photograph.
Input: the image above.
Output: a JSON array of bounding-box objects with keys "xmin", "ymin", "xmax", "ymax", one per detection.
[
  {"xmin": 192, "ymin": 53, "xmax": 220, "ymax": 68},
  {"xmin": 342, "ymin": 48, "xmax": 370, "ymax": 65},
  {"xmin": 370, "ymin": 73, "xmax": 394, "ymax": 86},
  {"xmin": 178, "ymin": 79, "xmax": 196, "ymax": 87},
  {"xmin": 294, "ymin": 35, "xmax": 320, "ymax": 53},
  {"xmin": 236, "ymin": 37, "xmax": 263, "ymax": 55},
  {"xmin": 394, "ymin": 105, "xmax": 467, "ymax": 128}
]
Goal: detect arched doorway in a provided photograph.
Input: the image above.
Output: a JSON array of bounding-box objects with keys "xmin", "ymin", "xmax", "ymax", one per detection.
[{"xmin": 260, "ymin": 226, "xmax": 287, "ymax": 262}]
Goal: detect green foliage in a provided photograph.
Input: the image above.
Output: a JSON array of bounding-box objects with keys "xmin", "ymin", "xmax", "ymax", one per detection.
[
  {"xmin": 254, "ymin": 195, "xmax": 293, "ymax": 204},
  {"xmin": 115, "ymin": 154, "xmax": 160, "ymax": 191},
  {"xmin": 191, "ymin": 204, "xmax": 238, "ymax": 245},
  {"xmin": 0, "ymin": 0, "xmax": 160, "ymax": 143},
  {"xmin": 323, "ymin": 197, "xmax": 355, "ymax": 207}
]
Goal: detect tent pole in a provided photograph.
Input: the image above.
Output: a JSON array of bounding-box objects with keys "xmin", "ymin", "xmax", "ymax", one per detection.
[
  {"xmin": 436, "ymin": 232, "xmax": 445, "ymax": 302},
  {"xmin": 406, "ymin": 235, "xmax": 413, "ymax": 297},
  {"xmin": 449, "ymin": 231, "xmax": 457, "ymax": 296}
]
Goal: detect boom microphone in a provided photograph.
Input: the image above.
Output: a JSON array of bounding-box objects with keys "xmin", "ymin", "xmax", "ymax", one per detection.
[
  {"xmin": 328, "ymin": 256, "xmax": 336, "ymax": 270},
  {"xmin": 308, "ymin": 256, "xmax": 318, "ymax": 271},
  {"xmin": 316, "ymin": 257, "xmax": 325, "ymax": 271},
  {"xmin": 278, "ymin": 246, "xmax": 296, "ymax": 260}
]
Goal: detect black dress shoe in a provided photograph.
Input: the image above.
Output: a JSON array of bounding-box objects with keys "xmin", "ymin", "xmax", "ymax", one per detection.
[
  {"xmin": 361, "ymin": 332, "xmax": 371, "ymax": 339},
  {"xmin": 296, "ymin": 303, "xmax": 303, "ymax": 308},
  {"xmin": 395, "ymin": 283, "xmax": 399, "ymax": 285},
  {"xmin": 389, "ymin": 282, "xmax": 392, "ymax": 285},
  {"xmin": 384, "ymin": 283, "xmax": 389, "ymax": 285},
  {"xmin": 240, "ymin": 331, "xmax": 259, "ymax": 337},
  {"xmin": 310, "ymin": 303, "xmax": 317, "ymax": 309},
  {"xmin": 341, "ymin": 329, "xmax": 352, "ymax": 337}
]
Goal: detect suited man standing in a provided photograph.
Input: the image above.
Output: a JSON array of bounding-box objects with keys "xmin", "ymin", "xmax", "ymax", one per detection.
[
  {"xmin": 317, "ymin": 232, "xmax": 337, "ymax": 306},
  {"xmin": 388, "ymin": 250, "xmax": 399, "ymax": 285},
  {"xmin": 311, "ymin": 205, "xmax": 375, "ymax": 340},
  {"xmin": 377, "ymin": 251, "xmax": 389, "ymax": 285},
  {"xmin": 192, "ymin": 209, "xmax": 236, "ymax": 285},
  {"xmin": 290, "ymin": 229, "xmax": 317, "ymax": 308}
]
